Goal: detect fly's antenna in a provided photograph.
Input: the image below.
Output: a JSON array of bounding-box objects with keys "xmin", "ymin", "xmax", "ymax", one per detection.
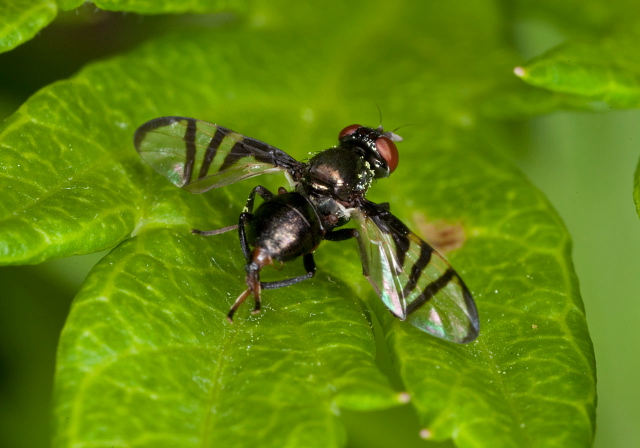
[
  {"xmin": 391, "ymin": 123, "xmax": 419, "ymax": 134},
  {"xmin": 375, "ymin": 101, "xmax": 383, "ymax": 129},
  {"xmin": 383, "ymin": 123, "xmax": 420, "ymax": 142},
  {"xmin": 393, "ymin": 122, "xmax": 422, "ymax": 139},
  {"xmin": 374, "ymin": 102, "xmax": 419, "ymax": 140}
]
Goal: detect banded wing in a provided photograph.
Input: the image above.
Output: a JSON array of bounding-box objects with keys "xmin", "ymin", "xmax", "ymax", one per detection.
[
  {"xmin": 351, "ymin": 205, "xmax": 479, "ymax": 343},
  {"xmin": 134, "ymin": 116, "xmax": 302, "ymax": 193}
]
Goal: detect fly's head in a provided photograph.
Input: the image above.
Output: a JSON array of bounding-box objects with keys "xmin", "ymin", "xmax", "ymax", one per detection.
[{"xmin": 338, "ymin": 124, "xmax": 401, "ymax": 179}]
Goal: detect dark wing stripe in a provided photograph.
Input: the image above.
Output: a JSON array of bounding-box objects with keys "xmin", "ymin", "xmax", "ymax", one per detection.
[
  {"xmin": 183, "ymin": 118, "xmax": 197, "ymax": 184},
  {"xmin": 391, "ymin": 231, "xmax": 410, "ymax": 271},
  {"xmin": 402, "ymin": 242, "xmax": 433, "ymax": 297},
  {"xmin": 387, "ymin": 212, "xmax": 411, "ymax": 269},
  {"xmin": 246, "ymin": 137, "xmax": 276, "ymax": 164},
  {"xmin": 198, "ymin": 127, "xmax": 225, "ymax": 179},
  {"xmin": 406, "ymin": 268, "xmax": 456, "ymax": 314},
  {"xmin": 134, "ymin": 116, "xmax": 179, "ymax": 148},
  {"xmin": 219, "ymin": 140, "xmax": 251, "ymax": 172},
  {"xmin": 373, "ymin": 213, "xmax": 410, "ymax": 270}
]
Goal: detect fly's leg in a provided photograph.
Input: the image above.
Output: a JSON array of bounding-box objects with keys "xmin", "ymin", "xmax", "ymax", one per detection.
[
  {"xmin": 192, "ymin": 185, "xmax": 274, "ymax": 238},
  {"xmin": 324, "ymin": 228, "xmax": 358, "ymax": 241},
  {"xmin": 260, "ymin": 253, "xmax": 316, "ymax": 290},
  {"xmin": 227, "ymin": 251, "xmax": 265, "ymax": 322},
  {"xmin": 227, "ymin": 186, "xmax": 276, "ymax": 322},
  {"xmin": 227, "ymin": 288, "xmax": 252, "ymax": 322},
  {"xmin": 228, "ymin": 251, "xmax": 316, "ymax": 321},
  {"xmin": 227, "ymin": 260, "xmax": 265, "ymax": 321},
  {"xmin": 247, "ymin": 257, "xmax": 264, "ymax": 315},
  {"xmin": 238, "ymin": 185, "xmax": 275, "ymax": 260},
  {"xmin": 192, "ymin": 224, "xmax": 238, "ymax": 236},
  {"xmin": 227, "ymin": 246, "xmax": 276, "ymax": 321}
]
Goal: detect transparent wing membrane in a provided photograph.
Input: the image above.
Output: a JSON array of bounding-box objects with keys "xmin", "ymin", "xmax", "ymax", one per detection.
[
  {"xmin": 352, "ymin": 207, "xmax": 479, "ymax": 343},
  {"xmin": 134, "ymin": 116, "xmax": 301, "ymax": 193}
]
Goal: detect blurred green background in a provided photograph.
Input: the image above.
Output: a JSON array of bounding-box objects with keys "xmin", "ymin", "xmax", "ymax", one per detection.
[{"xmin": 0, "ymin": 5, "xmax": 637, "ymax": 448}]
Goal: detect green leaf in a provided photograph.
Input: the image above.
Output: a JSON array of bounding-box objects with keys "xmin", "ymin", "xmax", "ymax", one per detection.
[
  {"xmin": 0, "ymin": 0, "xmax": 247, "ymax": 55},
  {"xmin": 515, "ymin": 32, "xmax": 640, "ymax": 109},
  {"xmin": 0, "ymin": 89, "xmax": 142, "ymax": 264},
  {"xmin": 479, "ymin": 82, "xmax": 600, "ymax": 119},
  {"xmin": 0, "ymin": 1, "xmax": 596, "ymax": 446},
  {"xmin": 0, "ymin": 0, "xmax": 57, "ymax": 54},
  {"xmin": 53, "ymin": 229, "xmax": 401, "ymax": 448}
]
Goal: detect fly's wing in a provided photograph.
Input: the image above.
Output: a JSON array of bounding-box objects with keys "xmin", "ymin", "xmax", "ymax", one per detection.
[
  {"xmin": 134, "ymin": 116, "xmax": 302, "ymax": 193},
  {"xmin": 351, "ymin": 206, "xmax": 479, "ymax": 343}
]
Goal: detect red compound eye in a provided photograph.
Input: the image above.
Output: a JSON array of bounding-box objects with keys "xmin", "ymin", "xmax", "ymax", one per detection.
[
  {"xmin": 375, "ymin": 136, "xmax": 399, "ymax": 173},
  {"xmin": 339, "ymin": 124, "xmax": 362, "ymax": 139}
]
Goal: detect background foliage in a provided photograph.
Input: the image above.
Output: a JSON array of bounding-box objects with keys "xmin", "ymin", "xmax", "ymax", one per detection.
[{"xmin": 0, "ymin": 1, "xmax": 638, "ymax": 447}]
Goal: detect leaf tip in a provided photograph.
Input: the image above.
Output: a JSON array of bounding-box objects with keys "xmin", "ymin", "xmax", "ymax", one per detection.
[
  {"xmin": 514, "ymin": 66, "xmax": 527, "ymax": 78},
  {"xmin": 419, "ymin": 428, "xmax": 433, "ymax": 440}
]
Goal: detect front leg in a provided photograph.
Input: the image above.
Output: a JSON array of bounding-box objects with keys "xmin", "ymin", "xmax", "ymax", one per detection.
[{"xmin": 325, "ymin": 228, "xmax": 358, "ymax": 241}]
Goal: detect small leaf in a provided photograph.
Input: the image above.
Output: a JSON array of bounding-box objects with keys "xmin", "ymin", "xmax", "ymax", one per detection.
[
  {"xmin": 0, "ymin": 0, "xmax": 57, "ymax": 54},
  {"xmin": 515, "ymin": 33, "xmax": 640, "ymax": 108}
]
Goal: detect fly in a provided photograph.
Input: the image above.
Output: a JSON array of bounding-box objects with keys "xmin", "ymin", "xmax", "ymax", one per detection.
[{"xmin": 134, "ymin": 117, "xmax": 479, "ymax": 343}]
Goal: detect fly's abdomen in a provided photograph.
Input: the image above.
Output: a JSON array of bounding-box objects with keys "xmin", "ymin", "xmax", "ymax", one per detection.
[{"xmin": 248, "ymin": 192, "xmax": 324, "ymax": 262}]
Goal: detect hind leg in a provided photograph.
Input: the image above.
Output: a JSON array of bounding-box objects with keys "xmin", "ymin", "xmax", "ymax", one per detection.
[
  {"xmin": 227, "ymin": 259, "xmax": 263, "ymax": 321},
  {"xmin": 227, "ymin": 246, "xmax": 270, "ymax": 322},
  {"xmin": 227, "ymin": 252, "xmax": 316, "ymax": 321},
  {"xmin": 226, "ymin": 288, "xmax": 252, "ymax": 322}
]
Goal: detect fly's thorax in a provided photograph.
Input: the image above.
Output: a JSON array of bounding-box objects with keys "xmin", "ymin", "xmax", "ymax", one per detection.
[{"xmin": 302, "ymin": 147, "xmax": 375, "ymax": 202}]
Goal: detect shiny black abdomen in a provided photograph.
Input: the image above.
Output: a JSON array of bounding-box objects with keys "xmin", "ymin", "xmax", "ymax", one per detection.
[{"xmin": 247, "ymin": 192, "xmax": 324, "ymax": 262}]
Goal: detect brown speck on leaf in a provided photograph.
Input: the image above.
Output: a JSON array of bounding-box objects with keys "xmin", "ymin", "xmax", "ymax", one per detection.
[{"xmin": 412, "ymin": 213, "xmax": 466, "ymax": 254}]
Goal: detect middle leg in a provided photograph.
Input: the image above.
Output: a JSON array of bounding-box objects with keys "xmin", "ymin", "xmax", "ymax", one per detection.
[
  {"xmin": 260, "ymin": 253, "xmax": 316, "ymax": 290},
  {"xmin": 238, "ymin": 185, "xmax": 275, "ymax": 260}
]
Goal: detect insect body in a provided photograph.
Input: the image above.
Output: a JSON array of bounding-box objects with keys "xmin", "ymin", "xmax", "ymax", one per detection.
[{"xmin": 134, "ymin": 117, "xmax": 479, "ymax": 343}]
